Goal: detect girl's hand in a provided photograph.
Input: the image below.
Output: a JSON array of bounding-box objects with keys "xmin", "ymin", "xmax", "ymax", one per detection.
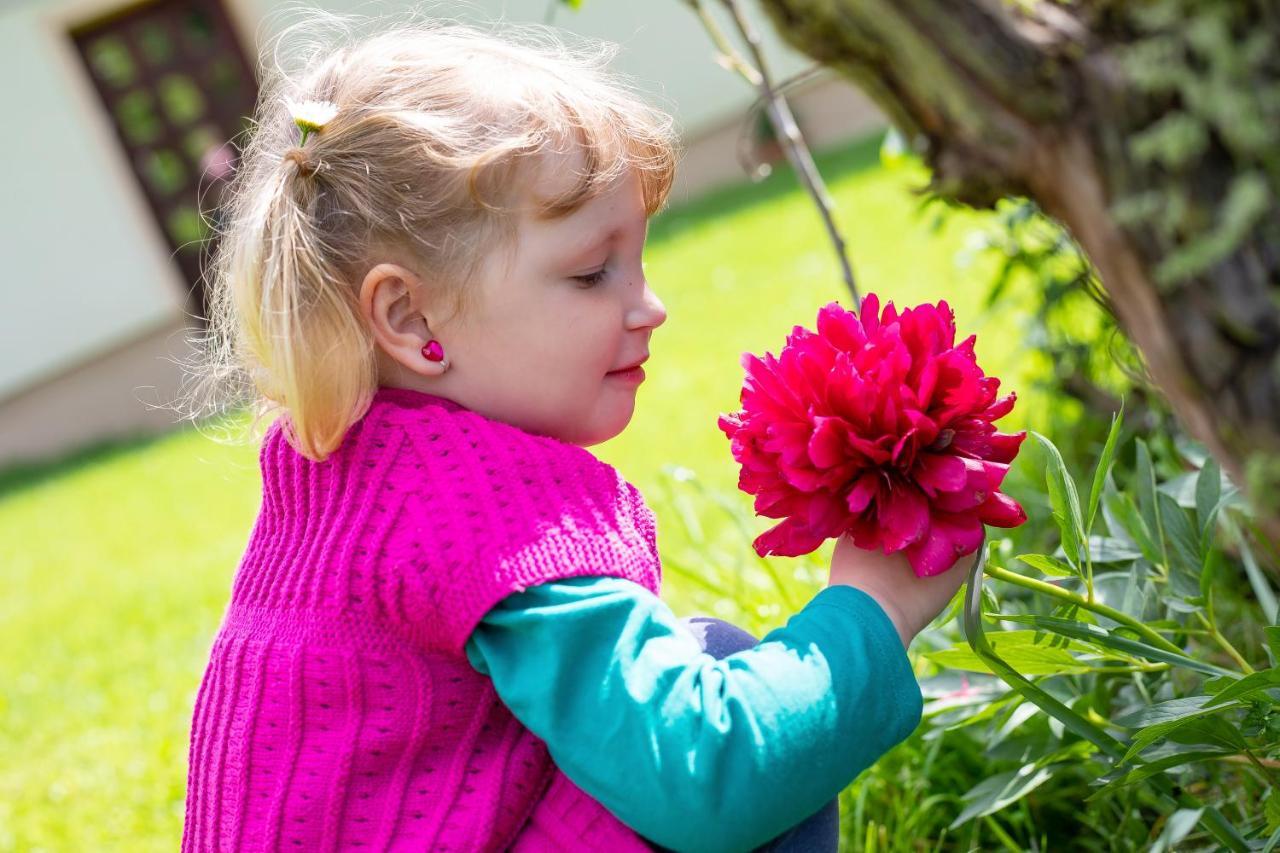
[{"xmin": 827, "ymin": 533, "xmax": 974, "ymax": 648}]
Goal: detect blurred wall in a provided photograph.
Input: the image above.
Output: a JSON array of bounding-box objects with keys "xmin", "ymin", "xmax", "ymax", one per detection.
[{"xmin": 0, "ymin": 0, "xmax": 190, "ymax": 406}]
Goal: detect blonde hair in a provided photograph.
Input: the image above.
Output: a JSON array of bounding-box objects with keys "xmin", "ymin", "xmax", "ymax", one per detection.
[{"xmin": 179, "ymin": 10, "xmax": 679, "ymax": 461}]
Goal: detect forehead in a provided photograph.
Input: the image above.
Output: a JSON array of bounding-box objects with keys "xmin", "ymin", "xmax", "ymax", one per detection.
[
  {"xmin": 525, "ymin": 142, "xmax": 589, "ymax": 207},
  {"xmin": 520, "ymin": 142, "xmax": 643, "ymax": 226}
]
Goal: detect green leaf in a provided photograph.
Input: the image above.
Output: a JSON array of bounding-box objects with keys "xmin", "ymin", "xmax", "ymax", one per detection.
[
  {"xmin": 1165, "ymin": 565, "xmax": 1201, "ymax": 601},
  {"xmin": 1150, "ymin": 808, "xmax": 1205, "ymax": 853},
  {"xmin": 1119, "ymin": 702, "xmax": 1246, "ymax": 765},
  {"xmin": 949, "ymin": 763, "xmax": 1057, "ymax": 828},
  {"xmin": 1085, "ymin": 536, "xmax": 1143, "ymax": 564},
  {"xmin": 958, "ymin": 620, "xmax": 1257, "ymax": 853},
  {"xmin": 1164, "ymin": 715, "xmax": 1249, "ymax": 752},
  {"xmin": 1201, "ymin": 674, "xmax": 1237, "ymax": 694},
  {"xmin": 1134, "ymin": 438, "xmax": 1161, "ymax": 553},
  {"xmin": 923, "ymin": 631, "xmax": 1102, "ymax": 675},
  {"xmin": 1088, "ymin": 403, "xmax": 1124, "ymax": 535},
  {"xmin": 992, "ymin": 613, "xmax": 1140, "ymax": 661},
  {"xmin": 1102, "ymin": 481, "xmax": 1160, "ymax": 564},
  {"xmin": 1195, "ymin": 457, "xmax": 1221, "ymax": 539},
  {"xmin": 1002, "ymin": 614, "xmax": 1239, "ymax": 678},
  {"xmin": 1016, "ymin": 553, "xmax": 1077, "ymax": 578},
  {"xmin": 1032, "ymin": 431, "xmax": 1085, "ymax": 567},
  {"xmin": 1267, "ymin": 626, "xmax": 1280, "ymax": 668},
  {"xmin": 1159, "ymin": 471, "xmax": 1200, "ymax": 508},
  {"xmin": 1116, "ymin": 695, "xmax": 1223, "ymax": 728},
  {"xmin": 1121, "ymin": 559, "xmax": 1153, "ymax": 619},
  {"xmin": 1241, "ymin": 534, "xmax": 1280, "ymax": 626},
  {"xmin": 1157, "ymin": 491, "xmax": 1201, "ymax": 576},
  {"xmin": 1199, "ymin": 547, "xmax": 1220, "ymax": 604},
  {"xmin": 1089, "ymin": 749, "xmax": 1233, "ymax": 799},
  {"xmin": 1201, "ymin": 667, "xmax": 1280, "ymax": 707},
  {"xmin": 1266, "ymin": 790, "xmax": 1280, "ymax": 834}
]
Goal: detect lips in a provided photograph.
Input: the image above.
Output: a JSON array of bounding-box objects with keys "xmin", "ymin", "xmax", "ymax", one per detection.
[{"xmin": 609, "ymin": 355, "xmax": 648, "ymax": 374}]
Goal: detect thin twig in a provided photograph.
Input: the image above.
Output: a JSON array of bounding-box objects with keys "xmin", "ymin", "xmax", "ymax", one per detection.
[{"xmin": 684, "ymin": 0, "xmax": 860, "ymax": 306}]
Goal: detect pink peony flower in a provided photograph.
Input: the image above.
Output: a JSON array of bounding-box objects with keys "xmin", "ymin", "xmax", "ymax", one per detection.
[{"xmin": 718, "ymin": 295, "xmax": 1027, "ymax": 577}]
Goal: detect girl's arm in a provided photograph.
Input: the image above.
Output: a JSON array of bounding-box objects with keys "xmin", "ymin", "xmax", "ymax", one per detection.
[{"xmin": 463, "ymin": 576, "xmax": 922, "ymax": 852}]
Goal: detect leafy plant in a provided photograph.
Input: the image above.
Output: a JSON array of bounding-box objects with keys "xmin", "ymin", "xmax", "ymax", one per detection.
[{"xmin": 931, "ymin": 405, "xmax": 1279, "ymax": 849}]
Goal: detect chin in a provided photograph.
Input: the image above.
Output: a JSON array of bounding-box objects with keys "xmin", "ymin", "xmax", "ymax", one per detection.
[
  {"xmin": 573, "ymin": 425, "xmax": 622, "ymax": 448},
  {"xmin": 574, "ymin": 411, "xmax": 634, "ymax": 447}
]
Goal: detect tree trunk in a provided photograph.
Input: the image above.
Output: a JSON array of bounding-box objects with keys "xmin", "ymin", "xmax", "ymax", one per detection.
[{"xmin": 756, "ymin": 0, "xmax": 1280, "ymax": 544}]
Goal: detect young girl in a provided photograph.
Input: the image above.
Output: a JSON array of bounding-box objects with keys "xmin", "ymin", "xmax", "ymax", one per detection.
[{"xmin": 181, "ymin": 14, "xmax": 970, "ymax": 852}]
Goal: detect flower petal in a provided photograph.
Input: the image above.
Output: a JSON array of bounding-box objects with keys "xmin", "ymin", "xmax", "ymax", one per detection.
[
  {"xmin": 904, "ymin": 513, "xmax": 984, "ymax": 577},
  {"xmin": 808, "ymin": 416, "xmax": 848, "ymax": 468},
  {"xmin": 859, "ymin": 292, "xmax": 881, "ymax": 337},
  {"xmin": 753, "ymin": 515, "xmax": 829, "ymax": 558},
  {"xmin": 987, "ymin": 431, "xmax": 1027, "ymax": 464},
  {"xmin": 846, "ymin": 472, "xmax": 880, "ymax": 514},
  {"xmin": 816, "ymin": 301, "xmax": 867, "ymax": 353},
  {"xmin": 914, "ymin": 452, "xmax": 967, "ymax": 496},
  {"xmin": 876, "ymin": 480, "xmax": 930, "ymax": 550},
  {"xmin": 978, "ymin": 491, "xmax": 1027, "ymax": 527}
]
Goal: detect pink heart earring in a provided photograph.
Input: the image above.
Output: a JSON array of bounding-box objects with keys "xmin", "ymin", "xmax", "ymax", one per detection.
[{"xmin": 421, "ymin": 340, "xmax": 446, "ymax": 363}]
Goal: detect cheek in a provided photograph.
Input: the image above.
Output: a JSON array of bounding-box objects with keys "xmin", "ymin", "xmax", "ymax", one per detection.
[{"xmin": 564, "ymin": 303, "xmax": 620, "ymax": 348}]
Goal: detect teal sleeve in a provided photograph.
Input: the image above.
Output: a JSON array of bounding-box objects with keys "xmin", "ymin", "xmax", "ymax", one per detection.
[{"xmin": 463, "ymin": 576, "xmax": 923, "ymax": 853}]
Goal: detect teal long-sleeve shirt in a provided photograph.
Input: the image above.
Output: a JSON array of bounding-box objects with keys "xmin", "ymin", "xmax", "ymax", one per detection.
[{"xmin": 463, "ymin": 577, "xmax": 923, "ymax": 853}]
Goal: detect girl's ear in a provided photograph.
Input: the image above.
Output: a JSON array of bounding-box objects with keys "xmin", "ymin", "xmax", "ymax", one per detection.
[{"xmin": 359, "ymin": 262, "xmax": 448, "ymax": 377}]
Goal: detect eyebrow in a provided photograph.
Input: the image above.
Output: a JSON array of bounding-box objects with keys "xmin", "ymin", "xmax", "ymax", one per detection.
[{"xmin": 567, "ymin": 227, "xmax": 620, "ymax": 262}]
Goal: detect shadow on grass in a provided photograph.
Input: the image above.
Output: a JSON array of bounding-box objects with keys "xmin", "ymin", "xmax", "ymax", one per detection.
[
  {"xmin": 650, "ymin": 130, "xmax": 896, "ymax": 244},
  {"xmin": 0, "ymin": 431, "xmax": 169, "ymax": 501}
]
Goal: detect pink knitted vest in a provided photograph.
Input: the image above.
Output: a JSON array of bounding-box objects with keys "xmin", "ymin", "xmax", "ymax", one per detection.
[{"xmin": 182, "ymin": 386, "xmax": 662, "ymax": 851}]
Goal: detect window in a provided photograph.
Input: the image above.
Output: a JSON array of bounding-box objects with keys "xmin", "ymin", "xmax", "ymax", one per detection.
[{"xmin": 70, "ymin": 0, "xmax": 258, "ymax": 324}]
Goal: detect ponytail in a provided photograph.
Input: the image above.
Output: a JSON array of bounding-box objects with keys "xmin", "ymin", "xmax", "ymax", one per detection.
[{"xmin": 233, "ymin": 151, "xmax": 377, "ymax": 461}]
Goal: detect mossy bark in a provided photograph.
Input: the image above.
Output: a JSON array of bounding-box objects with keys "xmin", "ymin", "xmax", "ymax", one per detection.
[{"xmin": 758, "ymin": 0, "xmax": 1280, "ymax": 544}]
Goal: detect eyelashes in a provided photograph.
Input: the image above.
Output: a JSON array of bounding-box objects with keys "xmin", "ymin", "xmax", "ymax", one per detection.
[{"xmin": 572, "ymin": 267, "xmax": 608, "ymax": 288}]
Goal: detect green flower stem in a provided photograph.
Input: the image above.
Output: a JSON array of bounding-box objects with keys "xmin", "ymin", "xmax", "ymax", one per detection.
[
  {"xmin": 985, "ymin": 564, "xmax": 1186, "ymax": 656},
  {"xmin": 1239, "ymin": 748, "xmax": 1280, "ymax": 788},
  {"xmin": 1131, "ymin": 672, "xmax": 1154, "ymax": 704},
  {"xmin": 1194, "ymin": 611, "xmax": 1255, "ymax": 674},
  {"xmin": 1092, "ymin": 663, "xmax": 1171, "ymax": 674},
  {"xmin": 981, "ymin": 815, "xmax": 1023, "ymax": 853},
  {"xmin": 1084, "ymin": 545, "xmax": 1095, "ymax": 605},
  {"xmin": 1151, "ymin": 627, "xmax": 1212, "ymax": 637}
]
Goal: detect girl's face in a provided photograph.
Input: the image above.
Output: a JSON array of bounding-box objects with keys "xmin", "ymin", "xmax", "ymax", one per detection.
[{"xmin": 418, "ymin": 152, "xmax": 668, "ymax": 447}]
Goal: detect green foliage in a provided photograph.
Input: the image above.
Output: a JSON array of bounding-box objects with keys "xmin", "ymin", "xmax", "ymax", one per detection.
[
  {"xmin": 1112, "ymin": 0, "xmax": 1280, "ymax": 287},
  {"xmin": 953, "ymin": 419, "xmax": 1278, "ymax": 850}
]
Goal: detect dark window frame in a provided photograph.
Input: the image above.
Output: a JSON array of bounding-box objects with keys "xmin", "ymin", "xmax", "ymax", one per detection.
[{"xmin": 69, "ymin": 0, "xmax": 259, "ymax": 325}]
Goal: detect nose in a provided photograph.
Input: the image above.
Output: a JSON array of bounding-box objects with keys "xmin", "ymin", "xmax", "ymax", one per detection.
[{"xmin": 629, "ymin": 276, "xmax": 667, "ymax": 331}]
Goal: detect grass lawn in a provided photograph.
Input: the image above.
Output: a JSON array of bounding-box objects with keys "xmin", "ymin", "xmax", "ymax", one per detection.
[{"xmin": 1, "ymin": 130, "xmax": 1057, "ymax": 850}]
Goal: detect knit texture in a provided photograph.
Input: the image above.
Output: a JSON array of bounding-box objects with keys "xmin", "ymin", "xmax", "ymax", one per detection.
[{"xmin": 182, "ymin": 385, "xmax": 661, "ymax": 851}]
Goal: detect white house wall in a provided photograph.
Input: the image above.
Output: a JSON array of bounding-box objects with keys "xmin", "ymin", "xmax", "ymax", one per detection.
[{"xmin": 0, "ymin": 0, "xmax": 190, "ymax": 403}]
